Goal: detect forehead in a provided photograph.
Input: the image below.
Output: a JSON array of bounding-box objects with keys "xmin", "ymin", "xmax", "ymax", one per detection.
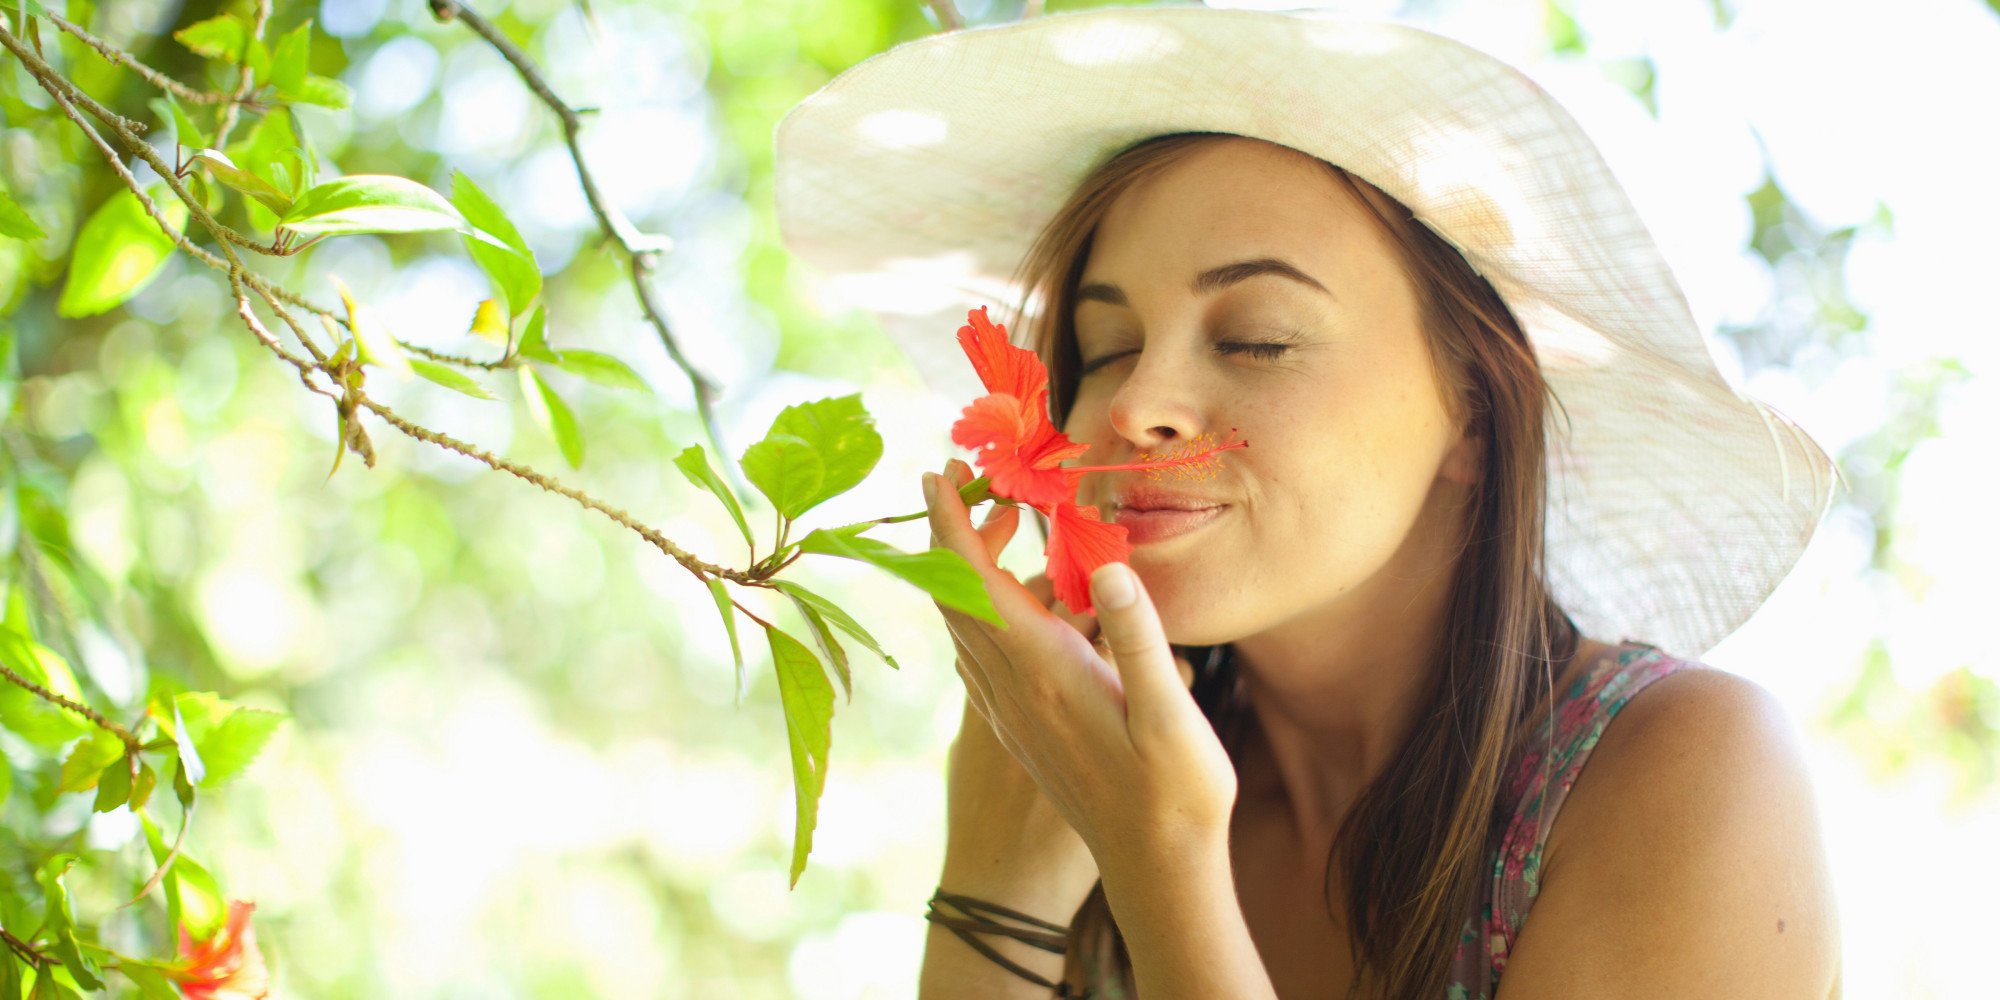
[{"xmin": 1082, "ymin": 138, "xmax": 1377, "ymax": 282}]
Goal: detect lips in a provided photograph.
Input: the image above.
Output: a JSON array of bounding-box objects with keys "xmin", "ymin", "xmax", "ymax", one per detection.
[
  {"xmin": 1110, "ymin": 484, "xmax": 1231, "ymax": 512},
  {"xmin": 1112, "ymin": 504, "xmax": 1226, "ymax": 544}
]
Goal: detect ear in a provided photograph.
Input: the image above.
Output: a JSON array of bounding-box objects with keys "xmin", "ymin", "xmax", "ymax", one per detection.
[{"xmin": 1440, "ymin": 418, "xmax": 1483, "ymax": 486}]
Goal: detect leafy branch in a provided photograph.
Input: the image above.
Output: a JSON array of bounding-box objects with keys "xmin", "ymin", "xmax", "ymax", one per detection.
[{"xmin": 1, "ymin": 0, "xmax": 1022, "ymax": 918}]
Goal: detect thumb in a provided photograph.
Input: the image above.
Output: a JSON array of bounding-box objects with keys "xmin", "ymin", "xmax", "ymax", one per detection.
[{"xmin": 1088, "ymin": 562, "xmax": 1192, "ymax": 738}]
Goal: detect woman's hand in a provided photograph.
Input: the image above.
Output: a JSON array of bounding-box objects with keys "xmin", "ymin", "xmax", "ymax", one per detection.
[
  {"xmin": 923, "ymin": 458, "xmax": 1238, "ymax": 890},
  {"xmin": 931, "ymin": 461, "xmax": 1100, "ymax": 920}
]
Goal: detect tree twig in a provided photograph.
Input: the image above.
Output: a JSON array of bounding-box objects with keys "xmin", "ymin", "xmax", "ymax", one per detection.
[
  {"xmin": 0, "ymin": 661, "xmax": 143, "ymax": 754},
  {"xmin": 429, "ymin": 0, "xmax": 744, "ymax": 498},
  {"xmin": 0, "ymin": 19, "xmax": 334, "ymax": 350},
  {"xmin": 927, "ymin": 0, "xmax": 965, "ymax": 30},
  {"xmin": 356, "ymin": 397, "xmax": 781, "ymax": 586},
  {"xmin": 43, "ymin": 10, "xmax": 233, "ymax": 105},
  {"xmin": 0, "ymin": 926, "xmax": 49, "ymax": 968}
]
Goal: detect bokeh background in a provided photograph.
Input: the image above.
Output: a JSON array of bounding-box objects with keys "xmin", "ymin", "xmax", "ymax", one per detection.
[{"xmin": 4, "ymin": 0, "xmax": 1995, "ymax": 995}]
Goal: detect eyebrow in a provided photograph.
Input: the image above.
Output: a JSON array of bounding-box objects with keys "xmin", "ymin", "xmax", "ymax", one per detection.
[{"xmin": 1075, "ymin": 257, "xmax": 1332, "ymax": 308}]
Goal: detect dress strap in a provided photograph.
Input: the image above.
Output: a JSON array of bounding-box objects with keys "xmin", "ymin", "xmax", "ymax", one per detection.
[{"xmin": 1480, "ymin": 641, "xmax": 1699, "ymax": 978}]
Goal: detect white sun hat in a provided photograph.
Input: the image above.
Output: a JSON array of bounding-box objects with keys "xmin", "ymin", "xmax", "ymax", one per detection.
[{"xmin": 770, "ymin": 2, "xmax": 1838, "ymax": 660}]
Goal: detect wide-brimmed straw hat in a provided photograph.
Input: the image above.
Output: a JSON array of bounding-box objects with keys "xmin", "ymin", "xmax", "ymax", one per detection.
[{"xmin": 770, "ymin": 3, "xmax": 1838, "ymax": 660}]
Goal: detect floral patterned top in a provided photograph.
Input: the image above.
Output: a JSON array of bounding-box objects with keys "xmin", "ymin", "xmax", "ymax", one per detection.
[
  {"xmin": 1071, "ymin": 639, "xmax": 1697, "ymax": 999},
  {"xmin": 1445, "ymin": 639, "xmax": 1697, "ymax": 999}
]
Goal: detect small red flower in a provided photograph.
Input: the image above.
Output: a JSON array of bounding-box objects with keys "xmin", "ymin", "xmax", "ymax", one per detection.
[
  {"xmin": 949, "ymin": 307, "xmax": 1246, "ymax": 616},
  {"xmin": 167, "ymin": 899, "xmax": 271, "ymax": 1000}
]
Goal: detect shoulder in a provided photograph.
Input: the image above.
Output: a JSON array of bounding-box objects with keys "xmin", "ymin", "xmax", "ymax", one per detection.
[
  {"xmin": 1549, "ymin": 664, "xmax": 1811, "ymax": 866},
  {"xmin": 1498, "ymin": 660, "xmax": 1842, "ymax": 999}
]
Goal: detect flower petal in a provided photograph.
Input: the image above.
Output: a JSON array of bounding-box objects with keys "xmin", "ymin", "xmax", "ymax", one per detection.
[
  {"xmin": 956, "ymin": 306, "xmax": 1047, "ymax": 403},
  {"xmin": 1046, "ymin": 502, "xmax": 1132, "ymax": 617},
  {"xmin": 952, "ymin": 393, "xmax": 1089, "ymax": 509}
]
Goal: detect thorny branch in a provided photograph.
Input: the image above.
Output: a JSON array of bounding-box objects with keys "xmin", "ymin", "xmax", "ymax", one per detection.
[{"xmin": 427, "ymin": 0, "xmax": 743, "ymax": 499}]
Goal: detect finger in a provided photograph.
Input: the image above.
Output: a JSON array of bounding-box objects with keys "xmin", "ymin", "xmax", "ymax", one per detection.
[
  {"xmin": 923, "ymin": 466, "xmax": 1044, "ymax": 626},
  {"xmin": 975, "ymin": 502, "xmax": 1020, "ymax": 563},
  {"xmin": 1088, "ymin": 562, "xmax": 1192, "ymax": 738},
  {"xmin": 1026, "ymin": 572, "xmax": 1102, "ymax": 644}
]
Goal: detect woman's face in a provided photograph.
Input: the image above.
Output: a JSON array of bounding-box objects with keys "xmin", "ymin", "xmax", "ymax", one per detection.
[{"xmin": 1063, "ymin": 138, "xmax": 1481, "ymax": 646}]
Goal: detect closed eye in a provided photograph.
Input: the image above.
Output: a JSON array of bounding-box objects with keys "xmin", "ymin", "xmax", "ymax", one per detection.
[{"xmin": 1078, "ymin": 341, "xmax": 1295, "ymax": 378}]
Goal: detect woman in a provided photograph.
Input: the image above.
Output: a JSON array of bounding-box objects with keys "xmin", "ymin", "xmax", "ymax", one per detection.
[{"xmin": 774, "ymin": 8, "xmax": 1841, "ymax": 999}]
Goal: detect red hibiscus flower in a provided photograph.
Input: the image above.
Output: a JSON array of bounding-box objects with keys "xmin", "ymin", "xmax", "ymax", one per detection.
[
  {"xmin": 167, "ymin": 899, "xmax": 271, "ymax": 1000},
  {"xmin": 948, "ymin": 306, "xmax": 1246, "ymax": 616}
]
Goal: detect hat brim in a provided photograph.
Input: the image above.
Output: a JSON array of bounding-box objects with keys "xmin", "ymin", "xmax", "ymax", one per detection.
[{"xmin": 774, "ymin": 5, "xmax": 1837, "ymax": 658}]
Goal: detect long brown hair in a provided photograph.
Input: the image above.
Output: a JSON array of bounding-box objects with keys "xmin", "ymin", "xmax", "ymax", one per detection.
[{"xmin": 1006, "ymin": 132, "xmax": 1583, "ymax": 999}]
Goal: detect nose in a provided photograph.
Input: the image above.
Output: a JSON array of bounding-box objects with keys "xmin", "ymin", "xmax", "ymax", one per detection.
[{"xmin": 1106, "ymin": 349, "xmax": 1209, "ymax": 457}]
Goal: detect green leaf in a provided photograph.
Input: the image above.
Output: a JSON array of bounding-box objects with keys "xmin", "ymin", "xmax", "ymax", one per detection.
[
  {"xmin": 244, "ymin": 36, "xmax": 273, "ymax": 86},
  {"xmin": 330, "ymin": 275, "xmax": 413, "ymax": 380},
  {"xmin": 227, "ymin": 110, "xmax": 306, "ymax": 212},
  {"xmin": 187, "ymin": 148, "xmax": 292, "ymax": 215},
  {"xmin": 740, "ymin": 432, "xmax": 825, "ymax": 520},
  {"xmin": 293, "ymin": 74, "xmax": 352, "ymax": 109},
  {"xmin": 137, "ymin": 810, "xmax": 182, "ymax": 939},
  {"xmin": 168, "ymin": 697, "xmax": 205, "ymax": 787},
  {"xmin": 705, "ymin": 577, "xmax": 744, "ymax": 703},
  {"xmin": 92, "ymin": 757, "xmax": 131, "ymax": 812},
  {"xmin": 56, "ymin": 184, "xmax": 188, "ymax": 318},
  {"xmin": 116, "ymin": 964, "xmax": 179, "ymax": 1000},
  {"xmin": 519, "ymin": 366, "xmax": 583, "ymax": 469},
  {"xmin": 767, "ymin": 624, "xmax": 835, "ymax": 889},
  {"xmin": 468, "ymin": 299, "xmax": 509, "ymax": 344},
  {"xmin": 3, "ymin": 945, "xmax": 21, "ymax": 1000},
  {"xmin": 161, "ymin": 692, "xmax": 285, "ymax": 787},
  {"xmin": 128, "ymin": 760, "xmax": 158, "ymax": 811},
  {"xmin": 786, "ymin": 593, "xmax": 852, "ymax": 701},
  {"xmin": 270, "ymin": 19, "xmax": 311, "ymax": 100},
  {"xmin": 516, "ymin": 304, "xmax": 558, "ymax": 363},
  {"xmin": 796, "ymin": 526, "xmax": 1002, "ymax": 626},
  {"xmin": 773, "ymin": 579, "xmax": 898, "ymax": 670},
  {"xmin": 755, "ymin": 395, "xmax": 882, "ymax": 519},
  {"xmin": 671, "ymin": 445, "xmax": 754, "ymax": 553},
  {"xmin": 0, "ymin": 629, "xmax": 92, "ymax": 747},
  {"xmin": 56, "ymin": 730, "xmax": 122, "ymax": 793},
  {"xmin": 0, "ymin": 188, "xmax": 45, "ymax": 241},
  {"xmin": 139, "ymin": 812, "xmax": 225, "ymax": 942},
  {"xmin": 551, "ymin": 349, "xmax": 648, "ymax": 392},
  {"xmin": 172, "ymin": 14, "xmax": 248, "ymax": 62},
  {"xmin": 448, "ymin": 170, "xmax": 540, "ymax": 318},
  {"xmin": 278, "ymin": 175, "xmax": 466, "ymax": 238},
  {"xmin": 410, "ymin": 359, "xmax": 497, "ymax": 400},
  {"xmin": 148, "ymin": 93, "xmax": 208, "ymax": 150},
  {"xmin": 35, "ymin": 855, "xmax": 104, "ymax": 990}
]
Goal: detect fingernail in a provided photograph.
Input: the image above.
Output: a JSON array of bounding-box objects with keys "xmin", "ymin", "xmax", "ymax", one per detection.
[
  {"xmin": 923, "ymin": 472, "xmax": 939, "ymax": 504},
  {"xmin": 1092, "ymin": 563, "xmax": 1136, "ymax": 610}
]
